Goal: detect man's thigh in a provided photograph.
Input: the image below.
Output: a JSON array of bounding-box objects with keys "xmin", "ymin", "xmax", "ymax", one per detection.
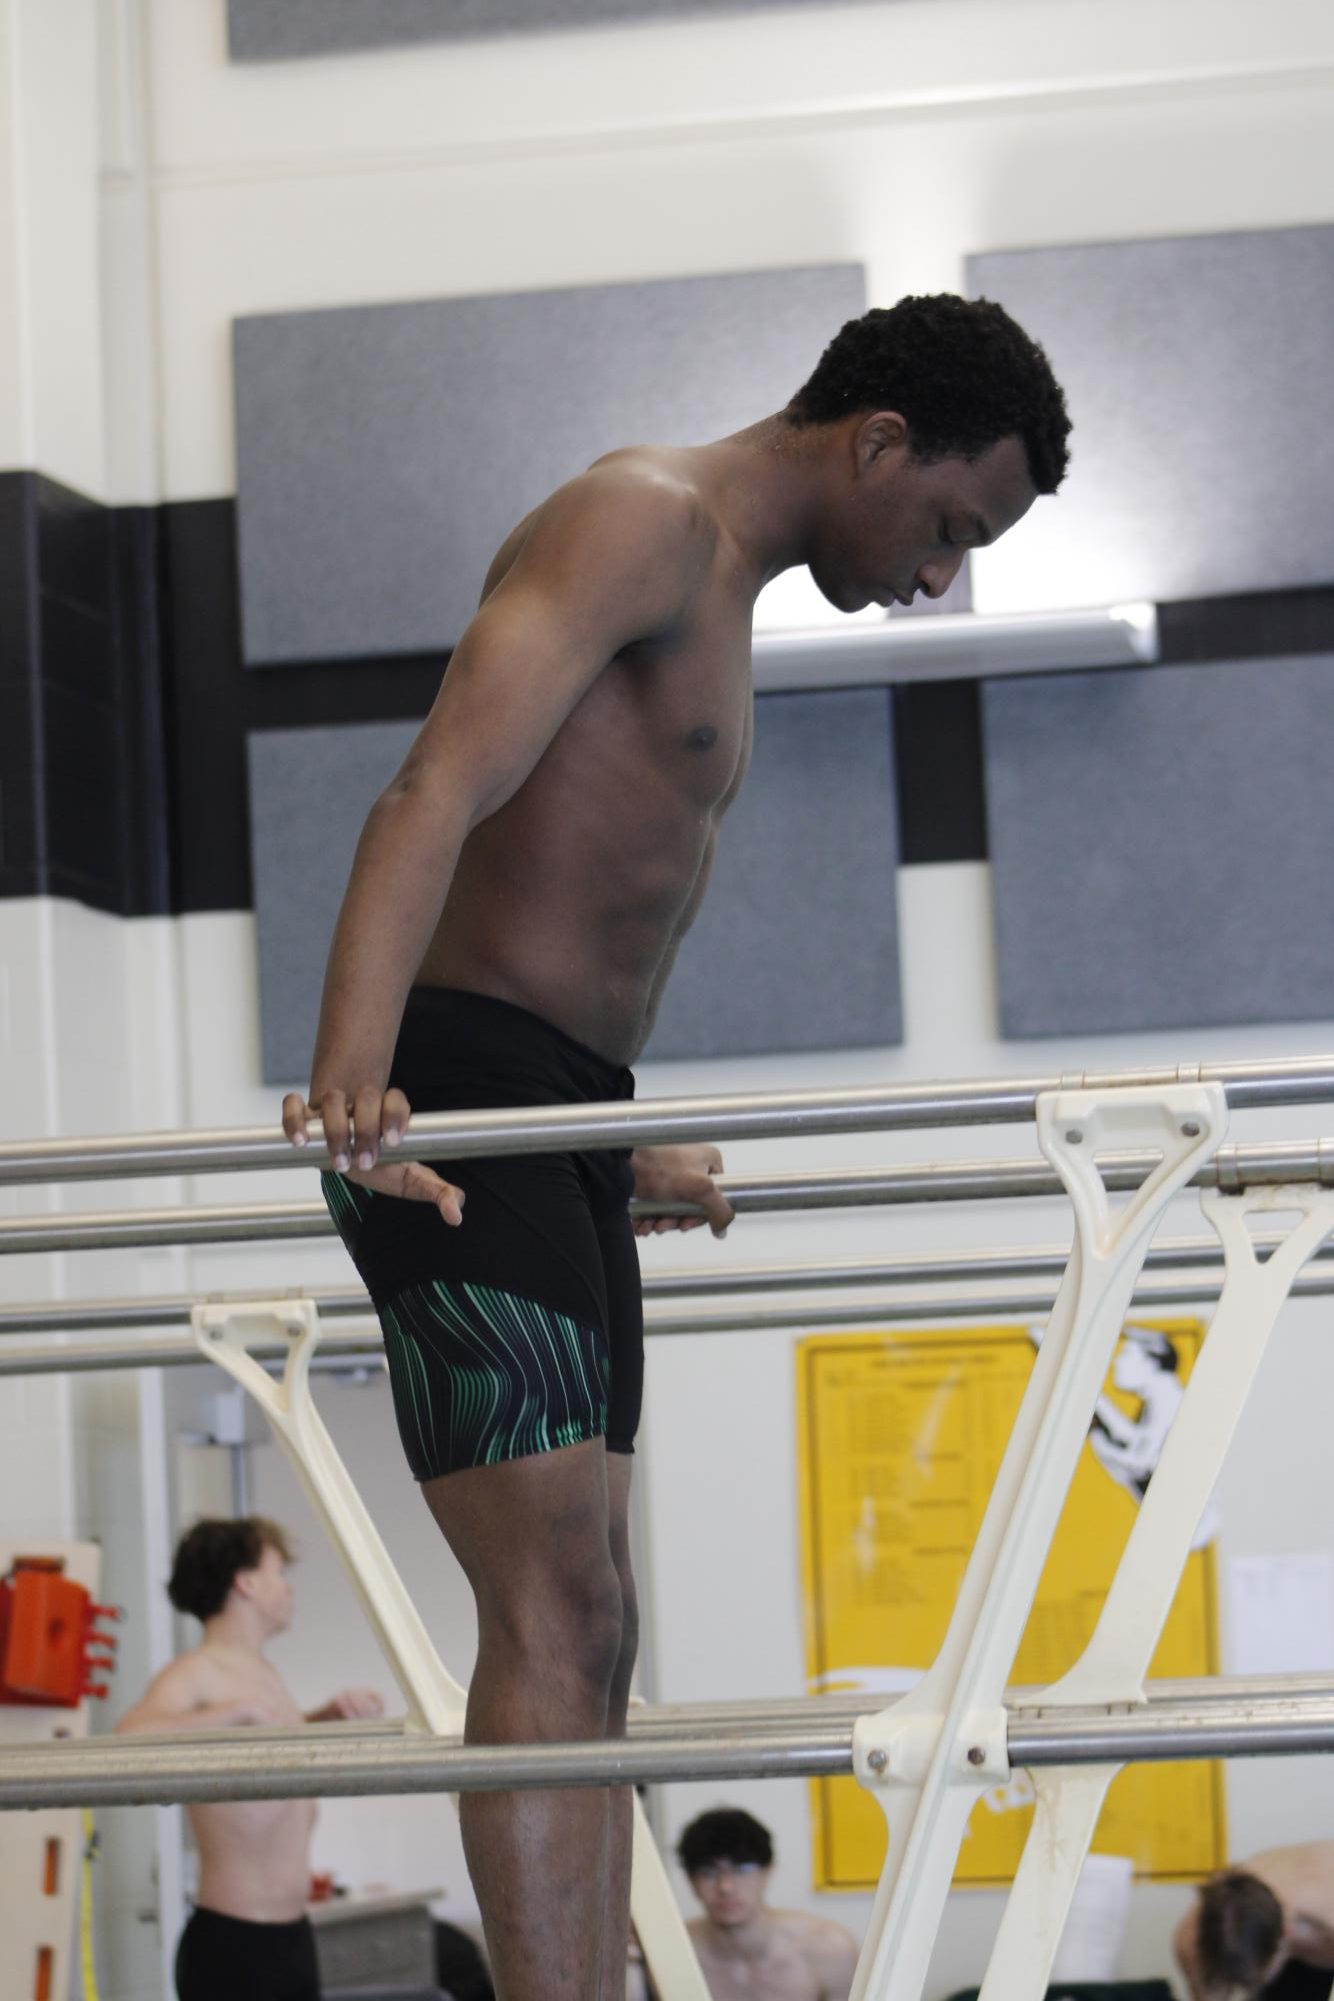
[{"xmin": 421, "ymin": 1435, "xmax": 616, "ymax": 1609}]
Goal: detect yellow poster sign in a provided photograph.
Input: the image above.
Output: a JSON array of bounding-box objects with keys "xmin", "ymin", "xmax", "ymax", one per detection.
[{"xmin": 797, "ymin": 1320, "xmax": 1224, "ymax": 1890}]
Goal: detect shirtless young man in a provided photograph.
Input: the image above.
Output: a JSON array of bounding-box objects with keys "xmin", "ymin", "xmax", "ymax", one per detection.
[
  {"xmin": 116, "ymin": 1516, "xmax": 384, "ymax": 2001},
  {"xmin": 1174, "ymin": 1843, "xmax": 1334, "ymax": 1999},
  {"xmin": 680, "ymin": 1808, "xmax": 859, "ymax": 2001},
  {"xmin": 280, "ymin": 293, "xmax": 1071, "ymax": 2000}
]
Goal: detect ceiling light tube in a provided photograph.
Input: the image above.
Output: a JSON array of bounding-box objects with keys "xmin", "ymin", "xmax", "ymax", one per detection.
[{"xmin": 752, "ymin": 601, "xmax": 1158, "ymax": 691}]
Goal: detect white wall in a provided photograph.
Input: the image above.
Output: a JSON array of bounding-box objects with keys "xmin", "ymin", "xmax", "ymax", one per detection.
[{"xmin": 2, "ymin": 0, "xmax": 1334, "ymax": 1994}]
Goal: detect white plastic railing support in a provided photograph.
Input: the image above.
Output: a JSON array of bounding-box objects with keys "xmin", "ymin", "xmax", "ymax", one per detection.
[
  {"xmin": 193, "ymin": 1300, "xmax": 466, "ymax": 1735},
  {"xmin": 979, "ymin": 1176, "xmax": 1334, "ymax": 2000},
  {"xmin": 849, "ymin": 1084, "xmax": 1229, "ymax": 2001},
  {"xmin": 191, "ymin": 1300, "xmax": 710, "ymax": 2001}
]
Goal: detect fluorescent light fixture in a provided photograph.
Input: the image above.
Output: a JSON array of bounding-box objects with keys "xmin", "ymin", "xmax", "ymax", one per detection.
[{"xmin": 751, "ymin": 602, "xmax": 1159, "ymax": 692}]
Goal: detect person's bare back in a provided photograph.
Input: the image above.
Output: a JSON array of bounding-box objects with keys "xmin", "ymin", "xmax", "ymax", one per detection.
[
  {"xmin": 1175, "ymin": 1840, "xmax": 1334, "ymax": 1996},
  {"xmin": 1245, "ymin": 1843, "xmax": 1334, "ymax": 1967},
  {"xmin": 688, "ymin": 1907, "xmax": 859, "ymax": 2001}
]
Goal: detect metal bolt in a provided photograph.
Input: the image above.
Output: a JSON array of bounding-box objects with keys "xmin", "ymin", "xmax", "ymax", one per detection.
[
  {"xmin": 1065, "ymin": 1129, "xmax": 1083, "ymax": 1145},
  {"xmin": 1181, "ymin": 1120, "xmax": 1201, "ymax": 1138},
  {"xmin": 966, "ymin": 1745, "xmax": 986, "ymax": 1767},
  {"xmin": 866, "ymin": 1748, "xmax": 888, "ymax": 1774}
]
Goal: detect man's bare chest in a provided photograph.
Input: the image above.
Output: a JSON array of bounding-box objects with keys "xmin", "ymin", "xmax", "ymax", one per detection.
[
  {"xmin": 695, "ymin": 1938, "xmax": 819, "ymax": 2001},
  {"xmin": 591, "ymin": 625, "xmax": 755, "ymax": 814}
]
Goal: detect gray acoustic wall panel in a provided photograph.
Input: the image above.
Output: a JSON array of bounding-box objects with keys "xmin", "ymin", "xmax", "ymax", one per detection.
[
  {"xmin": 966, "ymin": 226, "xmax": 1334, "ymax": 613},
  {"xmin": 233, "ymin": 264, "xmax": 865, "ymax": 666},
  {"xmin": 983, "ymin": 653, "xmax": 1334, "ymax": 1040},
  {"xmin": 249, "ymin": 687, "xmax": 900, "ymax": 1082},
  {"xmin": 250, "ymin": 721, "xmax": 417, "ymax": 1084},
  {"xmin": 643, "ymin": 689, "xmax": 901, "ymax": 1061},
  {"xmin": 229, "ymin": 0, "xmax": 883, "ymax": 58}
]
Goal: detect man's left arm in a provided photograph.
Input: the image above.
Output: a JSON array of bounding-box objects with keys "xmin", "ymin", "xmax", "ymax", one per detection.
[{"xmin": 305, "ymin": 1689, "xmax": 386, "ymax": 1723}]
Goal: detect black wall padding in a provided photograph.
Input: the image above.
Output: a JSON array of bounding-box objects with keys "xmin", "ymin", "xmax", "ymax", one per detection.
[
  {"xmin": 248, "ymin": 686, "xmax": 900, "ymax": 1082},
  {"xmin": 967, "ymin": 225, "xmax": 1334, "ymax": 612},
  {"xmin": 228, "ymin": 0, "xmax": 879, "ymax": 59},
  {"xmin": 233, "ymin": 265, "xmax": 865, "ymax": 667},
  {"xmin": 982, "ymin": 654, "xmax": 1334, "ymax": 1038}
]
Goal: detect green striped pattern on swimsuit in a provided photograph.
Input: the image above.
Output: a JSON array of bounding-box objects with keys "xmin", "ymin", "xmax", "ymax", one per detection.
[
  {"xmin": 377, "ymin": 1279, "xmax": 609, "ymax": 1478},
  {"xmin": 318, "ymin": 1169, "xmax": 610, "ymax": 1475},
  {"xmin": 321, "ymin": 1169, "xmax": 371, "ymax": 1251}
]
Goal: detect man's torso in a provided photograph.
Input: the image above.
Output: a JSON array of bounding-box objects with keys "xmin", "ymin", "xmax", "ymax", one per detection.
[
  {"xmin": 184, "ymin": 1649, "xmax": 317, "ymax": 1923},
  {"xmin": 688, "ymin": 1910, "xmax": 852, "ymax": 2001},
  {"xmin": 418, "ymin": 446, "xmax": 757, "ymax": 1064}
]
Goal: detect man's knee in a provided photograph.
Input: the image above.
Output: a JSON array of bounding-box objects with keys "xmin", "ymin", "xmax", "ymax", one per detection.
[{"xmin": 483, "ymin": 1553, "xmax": 626, "ymax": 1691}]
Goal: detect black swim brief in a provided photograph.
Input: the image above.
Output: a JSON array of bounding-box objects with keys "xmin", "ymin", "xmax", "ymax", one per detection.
[
  {"xmin": 322, "ymin": 987, "xmax": 643, "ymax": 1479},
  {"xmin": 175, "ymin": 1907, "xmax": 320, "ymax": 2001}
]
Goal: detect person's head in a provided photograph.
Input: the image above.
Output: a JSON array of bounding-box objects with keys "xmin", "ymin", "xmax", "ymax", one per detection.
[
  {"xmin": 784, "ymin": 293, "xmax": 1071, "ymax": 615},
  {"xmin": 1113, "ymin": 1324, "xmax": 1180, "ymax": 1396},
  {"xmin": 677, "ymin": 1808, "xmax": 774, "ymax": 1929},
  {"xmin": 1196, "ymin": 1870, "xmax": 1288, "ymax": 1995},
  {"xmin": 167, "ymin": 1516, "xmax": 296, "ymax": 1634}
]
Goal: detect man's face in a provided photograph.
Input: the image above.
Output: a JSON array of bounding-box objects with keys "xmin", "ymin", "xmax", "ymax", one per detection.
[
  {"xmin": 241, "ymin": 1542, "xmax": 294, "ymax": 1636},
  {"xmin": 690, "ymin": 1857, "xmax": 770, "ymax": 1929},
  {"xmin": 811, "ymin": 425, "xmax": 1038, "ymax": 615}
]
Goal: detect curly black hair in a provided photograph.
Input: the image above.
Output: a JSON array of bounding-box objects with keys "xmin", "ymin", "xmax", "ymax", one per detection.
[
  {"xmin": 1197, "ymin": 1871, "xmax": 1285, "ymax": 1992},
  {"xmin": 167, "ymin": 1515, "xmax": 295, "ymax": 1623},
  {"xmin": 787, "ymin": 294, "xmax": 1071, "ymax": 495},
  {"xmin": 677, "ymin": 1808, "xmax": 774, "ymax": 1876}
]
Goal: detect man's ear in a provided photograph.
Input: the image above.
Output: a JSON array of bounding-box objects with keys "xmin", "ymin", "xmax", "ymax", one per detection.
[{"xmin": 854, "ymin": 410, "xmax": 910, "ymax": 471}]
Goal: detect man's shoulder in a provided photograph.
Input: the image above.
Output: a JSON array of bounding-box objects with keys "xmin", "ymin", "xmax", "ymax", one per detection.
[
  {"xmin": 776, "ymin": 1906, "xmax": 856, "ymax": 1939},
  {"xmin": 777, "ymin": 1908, "xmax": 860, "ymax": 1973},
  {"xmin": 561, "ymin": 450, "xmax": 718, "ymax": 552},
  {"xmin": 155, "ymin": 1645, "xmax": 210, "ymax": 1686}
]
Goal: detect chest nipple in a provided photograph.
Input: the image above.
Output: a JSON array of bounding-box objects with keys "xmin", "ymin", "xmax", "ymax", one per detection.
[{"xmin": 687, "ymin": 725, "xmax": 719, "ymax": 752}]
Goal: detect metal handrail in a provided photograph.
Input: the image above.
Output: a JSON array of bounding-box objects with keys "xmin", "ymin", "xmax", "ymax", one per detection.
[
  {"xmin": 2, "ymin": 1054, "xmax": 1332, "ymax": 1186},
  {"xmin": 2, "ymin": 1224, "xmax": 1334, "ymax": 1304},
  {"xmin": 7, "ymin": 1249, "xmax": 1334, "ymax": 1371},
  {"xmin": 2, "ymin": 1226, "xmax": 1331, "ymax": 1328},
  {"xmin": 5, "ymin": 1678, "xmax": 1330, "ymax": 1810},
  {"xmin": 8, "ymin": 1138, "xmax": 1334, "ymax": 1253}
]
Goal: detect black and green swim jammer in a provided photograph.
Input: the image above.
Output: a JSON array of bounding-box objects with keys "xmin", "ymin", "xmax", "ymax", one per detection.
[{"xmin": 322, "ymin": 987, "xmax": 643, "ymax": 1481}]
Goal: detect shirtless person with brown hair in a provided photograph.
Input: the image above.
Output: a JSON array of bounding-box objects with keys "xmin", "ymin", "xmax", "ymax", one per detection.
[
  {"xmin": 117, "ymin": 1517, "xmax": 384, "ymax": 2001},
  {"xmin": 281, "ymin": 294, "xmax": 1070, "ymax": 2000},
  {"xmin": 1175, "ymin": 1843, "xmax": 1334, "ymax": 2000},
  {"xmin": 680, "ymin": 1808, "xmax": 860, "ymax": 2001}
]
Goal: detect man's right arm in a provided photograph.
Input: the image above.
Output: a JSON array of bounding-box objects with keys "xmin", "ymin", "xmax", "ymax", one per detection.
[{"xmin": 282, "ymin": 465, "xmax": 705, "ymax": 1183}]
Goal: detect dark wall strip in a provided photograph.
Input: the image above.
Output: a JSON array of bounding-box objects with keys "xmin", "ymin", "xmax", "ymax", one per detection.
[
  {"xmin": 0, "ymin": 473, "xmax": 41, "ymax": 899},
  {"xmin": 6, "ymin": 470, "xmax": 1334, "ymax": 917},
  {"xmin": 892, "ymin": 680, "xmax": 986, "ymax": 865},
  {"xmin": 1156, "ymin": 587, "xmax": 1334, "ymax": 665},
  {"xmin": 0, "ymin": 472, "xmax": 175, "ymax": 915},
  {"xmin": 160, "ymin": 499, "xmax": 448, "ymax": 912}
]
